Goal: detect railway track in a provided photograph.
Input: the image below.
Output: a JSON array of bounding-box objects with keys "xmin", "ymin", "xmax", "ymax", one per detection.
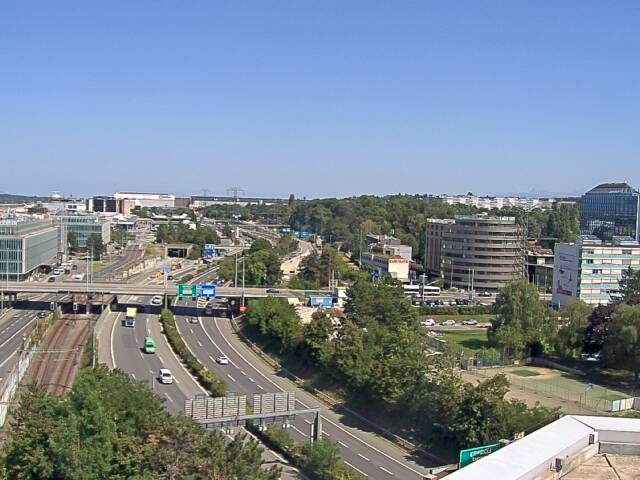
[{"xmin": 26, "ymin": 314, "xmax": 94, "ymax": 395}]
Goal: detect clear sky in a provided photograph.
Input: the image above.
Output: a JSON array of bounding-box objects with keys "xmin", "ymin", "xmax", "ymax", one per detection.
[{"xmin": 1, "ymin": 1, "xmax": 639, "ymax": 199}]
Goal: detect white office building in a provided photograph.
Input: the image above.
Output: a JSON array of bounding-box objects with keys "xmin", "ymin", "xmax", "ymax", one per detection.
[{"xmin": 552, "ymin": 235, "xmax": 640, "ymax": 307}]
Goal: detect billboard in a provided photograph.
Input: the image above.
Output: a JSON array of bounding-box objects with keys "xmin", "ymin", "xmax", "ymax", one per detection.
[{"xmin": 552, "ymin": 243, "xmax": 580, "ymax": 307}]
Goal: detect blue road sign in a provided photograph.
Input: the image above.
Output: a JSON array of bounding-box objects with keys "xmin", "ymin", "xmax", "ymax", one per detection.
[
  {"xmin": 299, "ymin": 231, "xmax": 310, "ymax": 238},
  {"xmin": 200, "ymin": 283, "xmax": 216, "ymax": 299},
  {"xmin": 281, "ymin": 227, "xmax": 291, "ymax": 233},
  {"xmin": 164, "ymin": 265, "xmax": 171, "ymax": 273},
  {"xmin": 203, "ymin": 243, "xmax": 217, "ymax": 258}
]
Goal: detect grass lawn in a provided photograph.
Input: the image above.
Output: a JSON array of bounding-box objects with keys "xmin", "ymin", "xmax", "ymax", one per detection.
[
  {"xmin": 511, "ymin": 369, "xmax": 542, "ymax": 377},
  {"xmin": 433, "ymin": 328, "xmax": 499, "ymax": 356}
]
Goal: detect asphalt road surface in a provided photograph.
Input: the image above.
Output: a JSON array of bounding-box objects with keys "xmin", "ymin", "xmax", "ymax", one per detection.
[{"xmin": 175, "ymin": 298, "xmax": 437, "ymax": 479}]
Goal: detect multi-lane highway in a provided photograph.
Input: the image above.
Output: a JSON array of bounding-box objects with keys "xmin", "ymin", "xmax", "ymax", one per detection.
[
  {"xmin": 174, "ymin": 299, "xmax": 437, "ymax": 479},
  {"xmin": 97, "ymin": 300, "xmax": 305, "ymax": 479},
  {"xmin": 0, "ymin": 306, "xmax": 43, "ymax": 379}
]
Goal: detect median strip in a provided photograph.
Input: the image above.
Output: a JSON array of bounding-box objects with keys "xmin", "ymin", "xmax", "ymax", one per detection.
[{"xmin": 159, "ymin": 309, "xmax": 226, "ymax": 397}]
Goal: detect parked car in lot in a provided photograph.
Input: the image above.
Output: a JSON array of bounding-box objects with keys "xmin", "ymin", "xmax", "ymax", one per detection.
[
  {"xmin": 441, "ymin": 319, "xmax": 456, "ymax": 326},
  {"xmin": 462, "ymin": 319, "xmax": 478, "ymax": 326},
  {"xmin": 216, "ymin": 355, "xmax": 229, "ymax": 365},
  {"xmin": 47, "ymin": 276, "xmax": 56, "ymax": 283},
  {"xmin": 158, "ymin": 368, "xmax": 173, "ymax": 384},
  {"xmin": 420, "ymin": 319, "xmax": 436, "ymax": 327}
]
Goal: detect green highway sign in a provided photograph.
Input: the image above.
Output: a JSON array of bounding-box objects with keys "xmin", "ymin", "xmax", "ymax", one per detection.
[
  {"xmin": 459, "ymin": 443, "xmax": 500, "ymax": 468},
  {"xmin": 178, "ymin": 284, "xmax": 197, "ymax": 298}
]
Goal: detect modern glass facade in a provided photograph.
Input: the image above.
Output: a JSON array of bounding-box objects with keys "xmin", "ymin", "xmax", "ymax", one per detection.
[
  {"xmin": 580, "ymin": 182, "xmax": 640, "ymax": 242},
  {"xmin": 0, "ymin": 219, "xmax": 59, "ymax": 279},
  {"xmin": 57, "ymin": 215, "xmax": 111, "ymax": 248}
]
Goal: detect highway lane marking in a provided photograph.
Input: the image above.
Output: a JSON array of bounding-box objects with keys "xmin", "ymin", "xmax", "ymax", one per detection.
[
  {"xmin": 338, "ymin": 441, "xmax": 348, "ymax": 448},
  {"xmin": 196, "ymin": 340, "xmax": 203, "ymax": 347},
  {"xmin": 304, "ymin": 419, "xmax": 312, "ymax": 425},
  {"xmin": 257, "ymin": 384, "xmax": 264, "ymax": 390},
  {"xmin": 162, "ymin": 317, "xmax": 206, "ymax": 395},
  {"xmin": 358, "ymin": 454, "xmax": 370, "ymax": 462},
  {"xmin": 292, "ymin": 426, "xmax": 307, "ymax": 437},
  {"xmin": 379, "ymin": 466, "xmax": 394, "ymax": 476},
  {"xmin": 211, "ymin": 317, "xmax": 428, "ymax": 478},
  {"xmin": 227, "ymin": 373, "xmax": 236, "ymax": 382},
  {"xmin": 343, "ymin": 461, "xmax": 368, "ymax": 477},
  {"xmin": 248, "ymin": 377, "xmax": 255, "ymax": 383},
  {"xmin": 110, "ymin": 312, "xmax": 121, "ymax": 368},
  {"xmin": 240, "ymin": 370, "xmax": 247, "ymax": 376},
  {"xmin": 0, "ymin": 317, "xmax": 37, "ymax": 370},
  {"xmin": 164, "ymin": 392, "xmax": 175, "ymax": 403}
]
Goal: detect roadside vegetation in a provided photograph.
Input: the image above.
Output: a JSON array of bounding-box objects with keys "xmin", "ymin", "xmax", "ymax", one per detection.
[
  {"xmin": 159, "ymin": 309, "xmax": 226, "ymax": 396},
  {"xmin": 154, "ymin": 223, "xmax": 220, "ymax": 259},
  {"xmin": 217, "ymin": 236, "xmax": 297, "ymax": 287},
  {"xmin": 242, "ymin": 280, "xmax": 556, "ymax": 457},
  {"xmin": 0, "ymin": 366, "xmax": 278, "ymax": 479}
]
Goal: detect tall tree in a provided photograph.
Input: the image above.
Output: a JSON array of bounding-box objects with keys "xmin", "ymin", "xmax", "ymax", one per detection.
[
  {"xmin": 619, "ymin": 267, "xmax": 640, "ymax": 302},
  {"xmin": 602, "ymin": 304, "xmax": 640, "ymax": 385},
  {"xmin": 553, "ymin": 300, "xmax": 592, "ymax": 358},
  {"xmin": 489, "ymin": 280, "xmax": 555, "ymax": 356}
]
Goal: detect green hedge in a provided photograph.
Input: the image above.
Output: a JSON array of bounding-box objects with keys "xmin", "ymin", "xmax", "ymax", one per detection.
[{"xmin": 159, "ymin": 309, "xmax": 226, "ymax": 396}]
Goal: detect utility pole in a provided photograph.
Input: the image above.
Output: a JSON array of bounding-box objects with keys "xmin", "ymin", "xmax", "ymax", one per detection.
[
  {"xmin": 234, "ymin": 253, "xmax": 238, "ymax": 288},
  {"xmin": 241, "ymin": 256, "xmax": 245, "ymax": 308}
]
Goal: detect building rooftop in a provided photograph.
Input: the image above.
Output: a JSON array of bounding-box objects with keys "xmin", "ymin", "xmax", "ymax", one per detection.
[{"xmin": 585, "ymin": 182, "xmax": 639, "ymax": 195}]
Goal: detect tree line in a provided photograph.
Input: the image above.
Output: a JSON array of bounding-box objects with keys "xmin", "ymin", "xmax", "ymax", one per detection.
[
  {"xmin": 1, "ymin": 366, "xmax": 279, "ymax": 479},
  {"xmin": 244, "ymin": 280, "xmax": 556, "ymax": 456}
]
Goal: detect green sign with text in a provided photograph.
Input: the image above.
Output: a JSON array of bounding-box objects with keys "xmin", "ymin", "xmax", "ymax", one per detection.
[
  {"xmin": 178, "ymin": 284, "xmax": 197, "ymax": 298},
  {"xmin": 459, "ymin": 443, "xmax": 499, "ymax": 467}
]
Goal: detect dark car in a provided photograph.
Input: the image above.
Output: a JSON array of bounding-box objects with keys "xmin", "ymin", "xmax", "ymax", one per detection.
[
  {"xmin": 37, "ymin": 311, "xmax": 47, "ymax": 319},
  {"xmin": 266, "ymin": 288, "xmax": 280, "ymax": 294},
  {"xmin": 47, "ymin": 276, "xmax": 56, "ymax": 283}
]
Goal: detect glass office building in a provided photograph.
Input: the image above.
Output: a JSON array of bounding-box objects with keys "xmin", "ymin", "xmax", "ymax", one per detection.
[
  {"xmin": 0, "ymin": 218, "xmax": 59, "ymax": 280},
  {"xmin": 57, "ymin": 214, "xmax": 111, "ymax": 249},
  {"xmin": 580, "ymin": 182, "xmax": 640, "ymax": 242}
]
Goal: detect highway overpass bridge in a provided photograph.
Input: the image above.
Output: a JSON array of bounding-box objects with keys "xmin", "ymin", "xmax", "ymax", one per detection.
[{"xmin": 0, "ymin": 281, "xmax": 329, "ymax": 300}]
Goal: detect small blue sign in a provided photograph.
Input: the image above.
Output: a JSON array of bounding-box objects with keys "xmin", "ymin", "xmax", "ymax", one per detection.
[
  {"xmin": 281, "ymin": 227, "xmax": 291, "ymax": 233},
  {"xmin": 200, "ymin": 283, "xmax": 216, "ymax": 299},
  {"xmin": 203, "ymin": 243, "xmax": 217, "ymax": 259},
  {"xmin": 299, "ymin": 231, "xmax": 310, "ymax": 238}
]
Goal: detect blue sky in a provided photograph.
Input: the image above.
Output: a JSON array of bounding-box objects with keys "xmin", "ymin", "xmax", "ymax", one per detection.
[{"xmin": 1, "ymin": 1, "xmax": 639, "ymax": 199}]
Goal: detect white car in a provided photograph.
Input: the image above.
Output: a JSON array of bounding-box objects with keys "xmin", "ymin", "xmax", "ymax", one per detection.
[
  {"xmin": 441, "ymin": 319, "xmax": 456, "ymax": 326},
  {"xmin": 151, "ymin": 295, "xmax": 163, "ymax": 305},
  {"xmin": 158, "ymin": 368, "xmax": 173, "ymax": 384},
  {"xmin": 462, "ymin": 319, "xmax": 478, "ymax": 326},
  {"xmin": 420, "ymin": 319, "xmax": 436, "ymax": 327},
  {"xmin": 216, "ymin": 355, "xmax": 229, "ymax": 365}
]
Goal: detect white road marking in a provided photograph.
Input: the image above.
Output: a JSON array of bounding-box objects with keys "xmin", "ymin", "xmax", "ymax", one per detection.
[
  {"xmin": 240, "ymin": 370, "xmax": 247, "ymax": 376},
  {"xmin": 292, "ymin": 426, "xmax": 307, "ymax": 437},
  {"xmin": 110, "ymin": 312, "xmax": 121, "ymax": 368},
  {"xmin": 344, "ymin": 461, "xmax": 368, "ymax": 477},
  {"xmin": 131, "ymin": 373, "xmax": 137, "ymax": 380},
  {"xmin": 358, "ymin": 454, "xmax": 370, "ymax": 462},
  {"xmin": 210, "ymin": 317, "xmax": 427, "ymax": 477},
  {"xmin": 248, "ymin": 377, "xmax": 255, "ymax": 383},
  {"xmin": 197, "ymin": 340, "xmax": 203, "ymax": 347},
  {"xmin": 338, "ymin": 440, "xmax": 348, "ymax": 448},
  {"xmin": 304, "ymin": 419, "xmax": 312, "ymax": 425},
  {"xmin": 227, "ymin": 373, "xmax": 236, "ymax": 382},
  {"xmin": 164, "ymin": 392, "xmax": 175, "ymax": 403},
  {"xmin": 379, "ymin": 466, "xmax": 394, "ymax": 476},
  {"xmin": 257, "ymin": 384, "xmax": 264, "ymax": 390}
]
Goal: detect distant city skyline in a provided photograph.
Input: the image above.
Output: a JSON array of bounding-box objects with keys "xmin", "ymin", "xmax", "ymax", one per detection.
[{"xmin": 2, "ymin": 2, "xmax": 639, "ymax": 198}]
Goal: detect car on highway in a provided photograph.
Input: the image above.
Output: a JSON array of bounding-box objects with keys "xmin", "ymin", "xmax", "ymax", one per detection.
[
  {"xmin": 266, "ymin": 288, "xmax": 280, "ymax": 294},
  {"xmin": 144, "ymin": 336, "xmax": 156, "ymax": 354},
  {"xmin": 47, "ymin": 276, "xmax": 56, "ymax": 283},
  {"xmin": 189, "ymin": 316, "xmax": 198, "ymax": 324},
  {"xmin": 37, "ymin": 311, "xmax": 47, "ymax": 319},
  {"xmin": 441, "ymin": 319, "xmax": 456, "ymax": 326},
  {"xmin": 420, "ymin": 319, "xmax": 436, "ymax": 327},
  {"xmin": 462, "ymin": 319, "xmax": 478, "ymax": 326},
  {"xmin": 216, "ymin": 355, "xmax": 229, "ymax": 365},
  {"xmin": 158, "ymin": 368, "xmax": 173, "ymax": 384},
  {"xmin": 150, "ymin": 295, "xmax": 163, "ymax": 305}
]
